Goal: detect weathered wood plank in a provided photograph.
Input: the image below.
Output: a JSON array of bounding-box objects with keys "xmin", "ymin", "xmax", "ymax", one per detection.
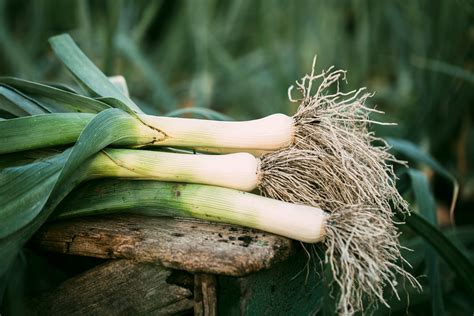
[
  {"xmin": 32, "ymin": 214, "xmax": 294, "ymax": 276},
  {"xmin": 32, "ymin": 260, "xmax": 193, "ymax": 316},
  {"xmin": 194, "ymin": 274, "xmax": 217, "ymax": 316}
]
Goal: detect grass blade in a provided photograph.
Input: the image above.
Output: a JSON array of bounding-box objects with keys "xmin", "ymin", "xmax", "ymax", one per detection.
[
  {"xmin": 115, "ymin": 33, "xmax": 177, "ymax": 111},
  {"xmin": 407, "ymin": 169, "xmax": 445, "ymax": 315},
  {"xmin": 388, "ymin": 137, "xmax": 459, "ymax": 217},
  {"xmin": 411, "ymin": 56, "xmax": 474, "ymax": 84},
  {"xmin": 388, "ymin": 138, "xmax": 452, "ymax": 179},
  {"xmin": 131, "ymin": 0, "xmax": 163, "ymax": 43},
  {"xmin": 397, "ymin": 211, "xmax": 474, "ymax": 297}
]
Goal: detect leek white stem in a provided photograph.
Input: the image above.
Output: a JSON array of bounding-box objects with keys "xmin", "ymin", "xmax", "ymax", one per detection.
[
  {"xmin": 3, "ymin": 113, "xmax": 295, "ymax": 155},
  {"xmin": 184, "ymin": 186, "xmax": 326, "ymax": 243},
  {"xmin": 85, "ymin": 149, "xmax": 260, "ymax": 191},
  {"xmin": 138, "ymin": 113, "xmax": 295, "ymax": 151}
]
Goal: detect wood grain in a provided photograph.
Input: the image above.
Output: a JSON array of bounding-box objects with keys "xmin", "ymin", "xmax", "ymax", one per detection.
[
  {"xmin": 32, "ymin": 260, "xmax": 193, "ymax": 316},
  {"xmin": 194, "ymin": 274, "xmax": 217, "ymax": 316},
  {"xmin": 32, "ymin": 214, "xmax": 294, "ymax": 276}
]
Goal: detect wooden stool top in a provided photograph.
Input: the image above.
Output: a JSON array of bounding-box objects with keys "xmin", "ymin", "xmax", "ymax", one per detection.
[{"xmin": 32, "ymin": 214, "xmax": 295, "ymax": 277}]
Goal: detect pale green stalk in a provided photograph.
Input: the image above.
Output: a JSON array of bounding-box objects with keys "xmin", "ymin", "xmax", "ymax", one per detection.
[
  {"xmin": 56, "ymin": 179, "xmax": 327, "ymax": 243},
  {"xmin": 1, "ymin": 112, "xmax": 294, "ymax": 155},
  {"xmin": 83, "ymin": 149, "xmax": 260, "ymax": 191}
]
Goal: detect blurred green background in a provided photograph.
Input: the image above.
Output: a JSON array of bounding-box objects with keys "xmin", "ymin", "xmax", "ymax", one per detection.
[{"xmin": 0, "ymin": 0, "xmax": 473, "ymax": 314}]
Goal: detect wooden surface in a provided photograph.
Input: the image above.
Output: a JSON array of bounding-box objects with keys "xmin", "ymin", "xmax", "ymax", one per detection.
[
  {"xmin": 32, "ymin": 260, "xmax": 194, "ymax": 316},
  {"xmin": 32, "ymin": 214, "xmax": 294, "ymax": 276},
  {"xmin": 194, "ymin": 274, "xmax": 217, "ymax": 316}
]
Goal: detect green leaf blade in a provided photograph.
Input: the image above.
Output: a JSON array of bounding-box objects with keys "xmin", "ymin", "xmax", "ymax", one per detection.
[
  {"xmin": 0, "ymin": 108, "xmax": 145, "ymax": 279},
  {"xmin": 0, "ymin": 85, "xmax": 47, "ymax": 117},
  {"xmin": 407, "ymin": 169, "xmax": 445, "ymax": 315},
  {"xmin": 388, "ymin": 137, "xmax": 459, "ymax": 215},
  {"xmin": 0, "ymin": 77, "xmax": 111, "ymax": 114},
  {"xmin": 398, "ymin": 211, "xmax": 474, "ymax": 297},
  {"xmin": 49, "ymin": 34, "xmax": 143, "ymax": 114},
  {"xmin": 0, "ymin": 113, "xmax": 94, "ymax": 154}
]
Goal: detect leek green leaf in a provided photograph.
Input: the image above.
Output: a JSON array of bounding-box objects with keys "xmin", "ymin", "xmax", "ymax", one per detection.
[
  {"xmin": 0, "ymin": 85, "xmax": 46, "ymax": 116},
  {"xmin": 165, "ymin": 107, "xmax": 234, "ymax": 121},
  {"xmin": 43, "ymin": 82, "xmax": 79, "ymax": 94},
  {"xmin": 108, "ymin": 76, "xmax": 129, "ymax": 97},
  {"xmin": 0, "ymin": 149, "xmax": 61, "ymax": 169},
  {"xmin": 0, "ymin": 108, "xmax": 143, "ymax": 280},
  {"xmin": 0, "ymin": 77, "xmax": 110, "ymax": 114},
  {"xmin": 0, "ymin": 113, "xmax": 94, "ymax": 154},
  {"xmin": 49, "ymin": 34, "xmax": 143, "ymax": 114}
]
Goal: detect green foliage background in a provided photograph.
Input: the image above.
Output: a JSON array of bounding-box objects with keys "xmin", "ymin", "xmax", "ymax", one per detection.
[{"xmin": 0, "ymin": 0, "xmax": 473, "ymax": 315}]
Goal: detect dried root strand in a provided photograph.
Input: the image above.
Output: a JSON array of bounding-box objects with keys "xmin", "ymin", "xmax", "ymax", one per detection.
[
  {"xmin": 261, "ymin": 57, "xmax": 407, "ymax": 218},
  {"xmin": 323, "ymin": 206, "xmax": 420, "ymax": 315},
  {"xmin": 258, "ymin": 58, "xmax": 420, "ymax": 314}
]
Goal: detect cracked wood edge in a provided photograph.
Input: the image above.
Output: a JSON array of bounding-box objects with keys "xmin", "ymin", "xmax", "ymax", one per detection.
[
  {"xmin": 31, "ymin": 214, "xmax": 294, "ymax": 276},
  {"xmin": 194, "ymin": 274, "xmax": 217, "ymax": 316}
]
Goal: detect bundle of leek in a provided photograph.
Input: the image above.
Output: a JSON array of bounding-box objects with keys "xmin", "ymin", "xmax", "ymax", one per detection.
[
  {"xmin": 2, "ymin": 60, "xmax": 404, "ymax": 222},
  {"xmin": 0, "ymin": 34, "xmax": 419, "ymax": 315}
]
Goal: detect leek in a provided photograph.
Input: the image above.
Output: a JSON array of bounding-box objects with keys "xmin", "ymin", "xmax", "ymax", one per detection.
[
  {"xmin": 56, "ymin": 180, "xmax": 327, "ymax": 243},
  {"xmin": 0, "ymin": 33, "xmax": 420, "ymax": 314},
  {"xmin": 84, "ymin": 149, "xmax": 260, "ymax": 191},
  {"xmin": 0, "ymin": 112, "xmax": 292, "ymax": 155}
]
